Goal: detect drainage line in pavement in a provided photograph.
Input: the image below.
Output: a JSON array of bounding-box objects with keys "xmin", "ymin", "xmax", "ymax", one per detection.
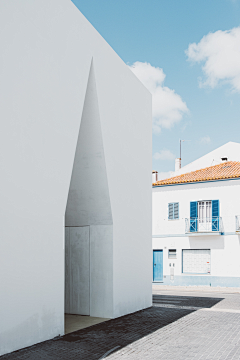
[{"xmin": 98, "ymin": 345, "xmax": 120, "ymax": 359}]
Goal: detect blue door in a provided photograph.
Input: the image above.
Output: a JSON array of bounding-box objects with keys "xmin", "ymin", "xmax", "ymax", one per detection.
[{"xmin": 153, "ymin": 250, "xmax": 163, "ymax": 281}]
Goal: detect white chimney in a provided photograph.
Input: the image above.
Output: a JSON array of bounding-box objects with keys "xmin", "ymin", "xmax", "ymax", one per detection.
[
  {"xmin": 175, "ymin": 158, "xmax": 181, "ymax": 172},
  {"xmin": 152, "ymin": 170, "xmax": 158, "ymax": 183}
]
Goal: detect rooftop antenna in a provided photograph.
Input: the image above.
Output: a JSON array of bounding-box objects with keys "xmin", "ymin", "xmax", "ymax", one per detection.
[{"xmin": 180, "ymin": 139, "xmax": 191, "ymax": 161}]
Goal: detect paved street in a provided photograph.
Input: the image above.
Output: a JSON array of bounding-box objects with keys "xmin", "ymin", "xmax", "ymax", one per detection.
[{"xmin": 1, "ymin": 286, "xmax": 240, "ymax": 360}]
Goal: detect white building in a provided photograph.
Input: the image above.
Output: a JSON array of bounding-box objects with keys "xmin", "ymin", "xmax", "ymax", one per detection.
[
  {"xmin": 0, "ymin": 1, "xmax": 152, "ymax": 356},
  {"xmin": 152, "ymin": 143, "xmax": 240, "ymax": 287}
]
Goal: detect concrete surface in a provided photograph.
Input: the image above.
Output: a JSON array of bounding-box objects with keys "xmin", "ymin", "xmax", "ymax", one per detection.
[
  {"xmin": 64, "ymin": 314, "xmax": 109, "ymax": 334},
  {"xmin": 153, "ymin": 284, "xmax": 240, "ymax": 293}
]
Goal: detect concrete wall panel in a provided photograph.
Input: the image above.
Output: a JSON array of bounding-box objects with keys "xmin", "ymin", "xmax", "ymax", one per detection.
[
  {"xmin": 65, "ymin": 227, "xmax": 90, "ymax": 315},
  {"xmin": 90, "ymin": 225, "xmax": 113, "ymax": 318}
]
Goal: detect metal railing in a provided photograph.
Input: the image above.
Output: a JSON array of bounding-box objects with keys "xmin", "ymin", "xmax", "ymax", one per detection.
[
  {"xmin": 236, "ymin": 215, "xmax": 240, "ymax": 232},
  {"xmin": 185, "ymin": 217, "xmax": 222, "ymax": 233}
]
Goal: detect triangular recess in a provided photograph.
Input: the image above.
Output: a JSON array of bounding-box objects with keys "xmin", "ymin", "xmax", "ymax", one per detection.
[{"xmin": 65, "ymin": 60, "xmax": 112, "ymax": 226}]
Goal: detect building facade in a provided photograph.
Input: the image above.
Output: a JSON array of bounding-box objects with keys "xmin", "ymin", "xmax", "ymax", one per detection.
[
  {"xmin": 152, "ymin": 148, "xmax": 240, "ymax": 288},
  {"xmin": 0, "ymin": 0, "xmax": 152, "ymax": 356}
]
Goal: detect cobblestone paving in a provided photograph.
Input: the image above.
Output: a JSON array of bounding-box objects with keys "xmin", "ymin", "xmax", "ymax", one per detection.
[{"xmin": 2, "ymin": 287, "xmax": 240, "ymax": 360}]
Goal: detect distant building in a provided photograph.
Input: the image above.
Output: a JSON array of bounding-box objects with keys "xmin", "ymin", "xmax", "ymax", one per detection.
[{"xmin": 152, "ymin": 143, "xmax": 240, "ymax": 287}]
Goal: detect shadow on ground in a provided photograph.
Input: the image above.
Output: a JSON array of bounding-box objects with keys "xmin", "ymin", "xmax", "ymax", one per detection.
[
  {"xmin": 1, "ymin": 294, "xmax": 224, "ymax": 360},
  {"xmin": 153, "ymin": 294, "xmax": 224, "ymax": 308}
]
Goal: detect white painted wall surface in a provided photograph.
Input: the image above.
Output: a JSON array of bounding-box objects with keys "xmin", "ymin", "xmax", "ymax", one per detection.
[
  {"xmin": 153, "ymin": 179, "xmax": 240, "ymax": 278},
  {"xmin": 174, "ymin": 142, "xmax": 240, "ymax": 176},
  {"xmin": 0, "ymin": 0, "xmax": 152, "ymax": 355},
  {"xmin": 153, "ymin": 235, "xmax": 240, "ymax": 279}
]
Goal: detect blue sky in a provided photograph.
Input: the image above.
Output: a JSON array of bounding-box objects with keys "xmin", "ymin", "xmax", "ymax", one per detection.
[{"xmin": 72, "ymin": 0, "xmax": 240, "ymax": 178}]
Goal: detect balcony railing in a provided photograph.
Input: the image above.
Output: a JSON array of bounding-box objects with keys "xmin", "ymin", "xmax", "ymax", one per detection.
[
  {"xmin": 236, "ymin": 215, "xmax": 240, "ymax": 232},
  {"xmin": 185, "ymin": 217, "xmax": 222, "ymax": 234}
]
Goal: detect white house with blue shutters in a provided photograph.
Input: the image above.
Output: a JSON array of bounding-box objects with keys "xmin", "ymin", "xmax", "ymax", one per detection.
[{"xmin": 152, "ymin": 142, "xmax": 240, "ymax": 287}]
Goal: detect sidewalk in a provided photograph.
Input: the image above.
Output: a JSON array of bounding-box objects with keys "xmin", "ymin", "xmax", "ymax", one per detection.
[{"xmin": 153, "ymin": 284, "xmax": 240, "ymax": 293}]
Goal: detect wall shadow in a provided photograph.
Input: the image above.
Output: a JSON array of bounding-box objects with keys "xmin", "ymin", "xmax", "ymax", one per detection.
[
  {"xmin": 189, "ymin": 237, "xmax": 224, "ymax": 249},
  {"xmin": 153, "ymin": 294, "xmax": 224, "ymax": 308}
]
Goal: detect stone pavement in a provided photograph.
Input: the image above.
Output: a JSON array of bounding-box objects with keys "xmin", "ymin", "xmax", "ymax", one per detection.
[{"xmin": 2, "ymin": 286, "xmax": 240, "ymax": 360}]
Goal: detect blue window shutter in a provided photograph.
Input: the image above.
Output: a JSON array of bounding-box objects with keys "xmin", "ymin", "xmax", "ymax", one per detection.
[
  {"xmin": 174, "ymin": 203, "xmax": 179, "ymax": 219},
  {"xmin": 190, "ymin": 201, "xmax": 198, "ymax": 232},
  {"xmin": 212, "ymin": 200, "xmax": 219, "ymax": 231},
  {"xmin": 168, "ymin": 203, "xmax": 173, "ymax": 219}
]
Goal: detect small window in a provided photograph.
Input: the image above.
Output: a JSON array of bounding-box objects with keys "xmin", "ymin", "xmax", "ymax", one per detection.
[
  {"xmin": 168, "ymin": 203, "xmax": 179, "ymax": 220},
  {"xmin": 168, "ymin": 249, "xmax": 177, "ymax": 259}
]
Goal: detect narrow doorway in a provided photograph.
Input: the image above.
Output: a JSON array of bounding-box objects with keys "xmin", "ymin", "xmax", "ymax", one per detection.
[
  {"xmin": 64, "ymin": 62, "xmax": 113, "ymax": 334},
  {"xmin": 64, "ymin": 226, "xmax": 109, "ymax": 334}
]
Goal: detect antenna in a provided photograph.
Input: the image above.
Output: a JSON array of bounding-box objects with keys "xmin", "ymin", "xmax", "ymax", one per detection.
[{"xmin": 180, "ymin": 139, "xmax": 191, "ymax": 160}]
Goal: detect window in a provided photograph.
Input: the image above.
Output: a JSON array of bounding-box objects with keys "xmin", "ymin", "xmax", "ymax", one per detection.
[
  {"xmin": 182, "ymin": 249, "xmax": 211, "ymax": 274},
  {"xmin": 168, "ymin": 203, "xmax": 179, "ymax": 220},
  {"xmin": 168, "ymin": 249, "xmax": 177, "ymax": 259}
]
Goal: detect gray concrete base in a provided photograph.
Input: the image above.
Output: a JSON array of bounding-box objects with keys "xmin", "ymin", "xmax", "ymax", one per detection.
[
  {"xmin": 153, "ymin": 275, "xmax": 240, "ymax": 288},
  {"xmin": 64, "ymin": 314, "xmax": 110, "ymax": 334}
]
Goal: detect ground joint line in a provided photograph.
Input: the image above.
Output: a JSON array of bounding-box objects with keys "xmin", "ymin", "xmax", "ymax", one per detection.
[{"xmin": 98, "ymin": 346, "xmax": 120, "ymax": 359}]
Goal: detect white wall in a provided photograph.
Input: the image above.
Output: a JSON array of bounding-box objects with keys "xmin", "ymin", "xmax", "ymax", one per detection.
[
  {"xmin": 153, "ymin": 235, "xmax": 240, "ymax": 278},
  {"xmin": 153, "ymin": 179, "xmax": 240, "ymax": 235},
  {"xmin": 174, "ymin": 142, "xmax": 240, "ymax": 176},
  {"xmin": 0, "ymin": 0, "xmax": 152, "ymax": 355},
  {"xmin": 152, "ymin": 179, "xmax": 240, "ymax": 279}
]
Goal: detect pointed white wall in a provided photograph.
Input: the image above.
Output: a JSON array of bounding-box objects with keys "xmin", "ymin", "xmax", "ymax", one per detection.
[
  {"xmin": 0, "ymin": 0, "xmax": 152, "ymax": 355},
  {"xmin": 65, "ymin": 62, "xmax": 113, "ymax": 318},
  {"xmin": 65, "ymin": 61, "xmax": 112, "ymax": 227}
]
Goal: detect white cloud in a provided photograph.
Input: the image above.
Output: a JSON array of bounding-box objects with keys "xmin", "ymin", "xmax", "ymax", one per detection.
[
  {"xmin": 153, "ymin": 149, "xmax": 175, "ymax": 161},
  {"xmin": 186, "ymin": 27, "xmax": 240, "ymax": 91},
  {"xmin": 200, "ymin": 136, "xmax": 211, "ymax": 144},
  {"xmin": 129, "ymin": 62, "xmax": 189, "ymax": 133},
  {"xmin": 157, "ymin": 171, "xmax": 174, "ymax": 180}
]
